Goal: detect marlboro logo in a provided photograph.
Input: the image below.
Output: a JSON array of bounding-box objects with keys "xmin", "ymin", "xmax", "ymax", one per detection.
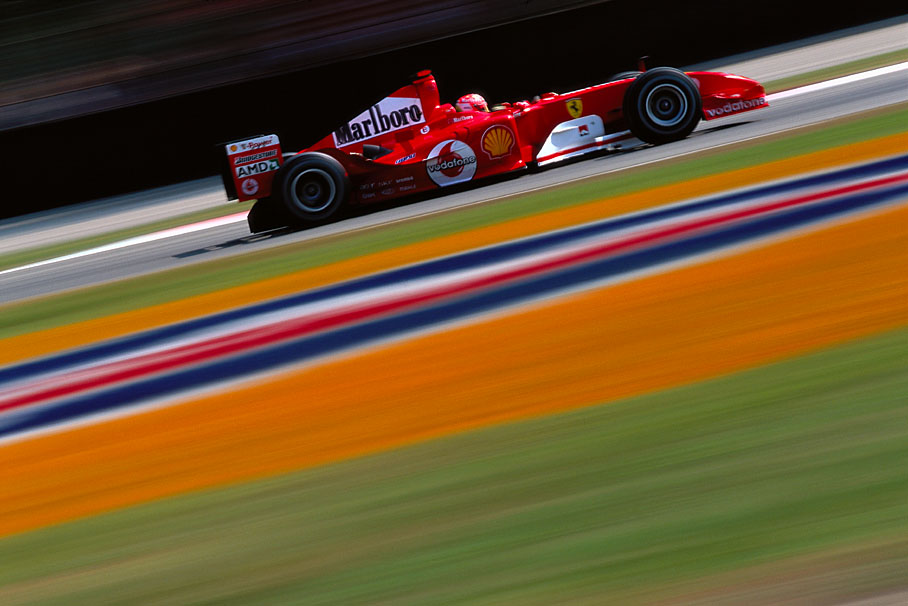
[{"xmin": 333, "ymin": 97, "xmax": 425, "ymax": 147}]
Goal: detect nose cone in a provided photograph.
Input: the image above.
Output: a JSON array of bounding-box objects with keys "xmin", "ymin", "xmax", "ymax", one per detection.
[{"xmin": 687, "ymin": 71, "xmax": 770, "ymax": 120}]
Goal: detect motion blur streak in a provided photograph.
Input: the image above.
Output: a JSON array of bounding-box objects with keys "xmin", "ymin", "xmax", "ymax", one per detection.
[
  {"xmin": 1, "ymin": 201, "xmax": 905, "ymax": 538},
  {"xmin": 2, "ymin": 160, "xmax": 906, "ymax": 435},
  {"xmin": 1, "ymin": 133, "xmax": 905, "ymax": 367}
]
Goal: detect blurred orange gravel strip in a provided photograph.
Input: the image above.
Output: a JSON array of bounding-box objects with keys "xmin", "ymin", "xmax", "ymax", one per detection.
[
  {"xmin": 1, "ymin": 200, "xmax": 906, "ymax": 538},
  {"xmin": 1, "ymin": 133, "xmax": 905, "ymax": 366}
]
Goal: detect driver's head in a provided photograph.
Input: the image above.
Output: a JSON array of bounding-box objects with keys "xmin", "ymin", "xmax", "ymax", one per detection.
[{"xmin": 456, "ymin": 93, "xmax": 489, "ymax": 112}]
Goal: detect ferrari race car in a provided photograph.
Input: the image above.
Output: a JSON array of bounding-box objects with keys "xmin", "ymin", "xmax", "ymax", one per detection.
[{"xmin": 221, "ymin": 66, "xmax": 767, "ymax": 232}]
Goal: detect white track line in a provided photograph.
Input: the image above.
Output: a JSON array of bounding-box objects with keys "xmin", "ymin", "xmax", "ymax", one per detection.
[
  {"xmin": 767, "ymin": 61, "xmax": 908, "ymax": 101},
  {"xmin": 3, "ymin": 61, "xmax": 906, "ymax": 277},
  {"xmin": 0, "ymin": 212, "xmax": 248, "ymax": 276}
]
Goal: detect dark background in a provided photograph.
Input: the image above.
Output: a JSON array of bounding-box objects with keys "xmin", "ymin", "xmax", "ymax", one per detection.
[{"xmin": 2, "ymin": 0, "xmax": 904, "ymax": 218}]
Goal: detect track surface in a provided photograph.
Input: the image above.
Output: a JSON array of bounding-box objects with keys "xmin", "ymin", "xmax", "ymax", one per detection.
[
  {"xmin": 1, "ymin": 63, "xmax": 906, "ymax": 303},
  {"xmin": 3, "ymin": 15, "xmax": 906, "ymax": 255}
]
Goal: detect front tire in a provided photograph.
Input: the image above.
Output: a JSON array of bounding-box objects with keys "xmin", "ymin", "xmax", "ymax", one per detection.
[
  {"xmin": 276, "ymin": 153, "xmax": 349, "ymax": 223},
  {"xmin": 623, "ymin": 67, "xmax": 701, "ymax": 145}
]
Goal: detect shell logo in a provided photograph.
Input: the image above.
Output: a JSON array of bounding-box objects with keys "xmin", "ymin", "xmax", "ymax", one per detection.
[{"xmin": 481, "ymin": 125, "xmax": 515, "ymax": 159}]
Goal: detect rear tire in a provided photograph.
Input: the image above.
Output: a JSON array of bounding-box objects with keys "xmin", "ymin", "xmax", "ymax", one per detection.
[
  {"xmin": 276, "ymin": 153, "xmax": 349, "ymax": 223},
  {"xmin": 623, "ymin": 67, "xmax": 701, "ymax": 145}
]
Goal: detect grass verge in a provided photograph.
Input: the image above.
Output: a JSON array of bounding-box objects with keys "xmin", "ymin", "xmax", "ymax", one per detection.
[{"xmin": 0, "ymin": 327, "xmax": 905, "ymax": 605}]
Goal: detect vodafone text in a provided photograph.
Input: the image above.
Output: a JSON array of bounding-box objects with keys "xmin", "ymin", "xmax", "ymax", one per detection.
[{"xmin": 705, "ymin": 97, "xmax": 767, "ymax": 118}]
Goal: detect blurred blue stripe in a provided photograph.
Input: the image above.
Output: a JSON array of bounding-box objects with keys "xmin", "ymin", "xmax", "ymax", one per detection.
[
  {"xmin": 3, "ymin": 177, "xmax": 905, "ymax": 439},
  {"xmin": 1, "ymin": 153, "xmax": 906, "ymax": 384}
]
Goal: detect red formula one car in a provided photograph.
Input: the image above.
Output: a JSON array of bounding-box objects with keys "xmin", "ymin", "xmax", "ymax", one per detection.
[{"xmin": 221, "ymin": 66, "xmax": 767, "ymax": 232}]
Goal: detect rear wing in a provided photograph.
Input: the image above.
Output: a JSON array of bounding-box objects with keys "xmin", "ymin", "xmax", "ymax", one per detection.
[{"xmin": 219, "ymin": 134, "xmax": 283, "ymax": 201}]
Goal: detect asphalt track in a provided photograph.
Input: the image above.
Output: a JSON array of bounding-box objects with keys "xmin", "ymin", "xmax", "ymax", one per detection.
[{"xmin": 1, "ymin": 64, "xmax": 906, "ymax": 303}]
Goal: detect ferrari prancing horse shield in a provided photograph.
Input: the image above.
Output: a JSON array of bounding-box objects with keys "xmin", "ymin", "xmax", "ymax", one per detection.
[{"xmin": 566, "ymin": 98, "xmax": 583, "ymax": 118}]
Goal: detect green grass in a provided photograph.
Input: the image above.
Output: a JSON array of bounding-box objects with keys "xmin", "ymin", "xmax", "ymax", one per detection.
[
  {"xmin": 1, "ymin": 104, "xmax": 905, "ymax": 340},
  {"xmin": 763, "ymin": 48, "xmax": 908, "ymax": 93},
  {"xmin": 1, "ymin": 327, "xmax": 906, "ymax": 605}
]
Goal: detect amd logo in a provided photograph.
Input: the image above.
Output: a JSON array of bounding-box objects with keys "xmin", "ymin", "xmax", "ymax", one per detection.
[{"xmin": 235, "ymin": 159, "xmax": 280, "ymax": 177}]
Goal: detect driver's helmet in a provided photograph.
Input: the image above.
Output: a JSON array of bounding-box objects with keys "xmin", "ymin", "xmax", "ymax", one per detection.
[{"xmin": 456, "ymin": 93, "xmax": 489, "ymax": 112}]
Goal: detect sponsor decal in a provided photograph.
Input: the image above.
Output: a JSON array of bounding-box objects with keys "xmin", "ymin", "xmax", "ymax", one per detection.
[
  {"xmin": 241, "ymin": 178, "xmax": 259, "ymax": 196},
  {"xmin": 399, "ymin": 184, "xmax": 417, "ymax": 192},
  {"xmin": 333, "ymin": 97, "xmax": 425, "ymax": 147},
  {"xmin": 227, "ymin": 135, "xmax": 276, "ymax": 155},
  {"xmin": 481, "ymin": 125, "xmax": 515, "ymax": 159},
  {"xmin": 362, "ymin": 179, "xmax": 394, "ymax": 191},
  {"xmin": 420, "ymin": 125, "xmax": 430, "ymax": 135},
  {"xmin": 426, "ymin": 140, "xmax": 477, "ymax": 186},
  {"xmin": 235, "ymin": 159, "xmax": 280, "ymax": 177},
  {"xmin": 705, "ymin": 96, "xmax": 767, "ymax": 117},
  {"xmin": 234, "ymin": 149, "xmax": 278, "ymax": 166},
  {"xmin": 578, "ymin": 124, "xmax": 590, "ymax": 137},
  {"xmin": 381, "ymin": 188, "xmax": 395, "ymax": 196},
  {"xmin": 452, "ymin": 115, "xmax": 473, "ymax": 123},
  {"xmin": 394, "ymin": 153, "xmax": 417, "ymax": 165},
  {"xmin": 396, "ymin": 176, "xmax": 414, "ymax": 183},
  {"xmin": 566, "ymin": 98, "xmax": 583, "ymax": 119}
]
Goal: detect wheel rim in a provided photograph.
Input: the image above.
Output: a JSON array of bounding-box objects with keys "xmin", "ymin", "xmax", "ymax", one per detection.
[
  {"xmin": 289, "ymin": 168, "xmax": 336, "ymax": 213},
  {"xmin": 644, "ymin": 83, "xmax": 689, "ymax": 128}
]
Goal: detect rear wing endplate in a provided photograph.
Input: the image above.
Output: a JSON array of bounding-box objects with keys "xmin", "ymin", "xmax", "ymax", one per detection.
[{"xmin": 219, "ymin": 134, "xmax": 283, "ymax": 201}]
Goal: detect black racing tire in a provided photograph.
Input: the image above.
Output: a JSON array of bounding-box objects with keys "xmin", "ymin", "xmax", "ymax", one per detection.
[
  {"xmin": 275, "ymin": 153, "xmax": 349, "ymax": 223},
  {"xmin": 608, "ymin": 70, "xmax": 642, "ymax": 82},
  {"xmin": 623, "ymin": 67, "xmax": 701, "ymax": 145}
]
